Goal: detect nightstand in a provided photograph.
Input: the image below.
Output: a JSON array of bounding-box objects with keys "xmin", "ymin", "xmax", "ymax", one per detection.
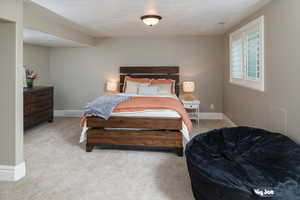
[{"xmin": 181, "ymin": 99, "xmax": 200, "ymax": 126}]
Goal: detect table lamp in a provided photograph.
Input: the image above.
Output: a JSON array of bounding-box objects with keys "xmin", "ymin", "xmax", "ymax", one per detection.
[
  {"xmin": 106, "ymin": 81, "xmax": 118, "ymax": 93},
  {"xmin": 183, "ymin": 81, "xmax": 195, "ymax": 101}
]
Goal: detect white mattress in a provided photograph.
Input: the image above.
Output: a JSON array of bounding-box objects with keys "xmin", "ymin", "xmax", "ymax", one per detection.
[{"xmin": 111, "ymin": 109, "xmax": 180, "ymax": 118}]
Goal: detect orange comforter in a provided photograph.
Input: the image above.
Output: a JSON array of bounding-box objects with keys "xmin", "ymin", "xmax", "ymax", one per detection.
[{"xmin": 114, "ymin": 96, "xmax": 193, "ymax": 133}]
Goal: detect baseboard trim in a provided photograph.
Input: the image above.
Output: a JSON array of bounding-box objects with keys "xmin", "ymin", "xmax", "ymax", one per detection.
[
  {"xmin": 54, "ymin": 110, "xmax": 83, "ymax": 117},
  {"xmin": 0, "ymin": 162, "xmax": 26, "ymax": 181},
  {"xmin": 223, "ymin": 114, "xmax": 237, "ymax": 126},
  {"xmin": 55, "ymin": 110, "xmax": 226, "ymax": 120},
  {"xmin": 198, "ymin": 112, "xmax": 224, "ymax": 120}
]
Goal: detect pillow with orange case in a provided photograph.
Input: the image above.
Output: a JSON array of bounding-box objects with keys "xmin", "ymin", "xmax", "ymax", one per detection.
[
  {"xmin": 123, "ymin": 76, "xmax": 151, "ymax": 93},
  {"xmin": 150, "ymin": 79, "xmax": 175, "ymax": 95}
]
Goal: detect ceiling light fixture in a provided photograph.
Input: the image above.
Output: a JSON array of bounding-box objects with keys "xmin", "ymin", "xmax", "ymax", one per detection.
[{"xmin": 141, "ymin": 15, "xmax": 162, "ymax": 26}]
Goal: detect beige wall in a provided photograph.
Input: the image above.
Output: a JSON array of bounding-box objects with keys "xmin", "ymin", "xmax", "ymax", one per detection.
[
  {"xmin": 0, "ymin": 22, "xmax": 17, "ymax": 166},
  {"xmin": 0, "ymin": 0, "xmax": 24, "ymax": 166},
  {"xmin": 49, "ymin": 36, "xmax": 224, "ymax": 112},
  {"xmin": 0, "ymin": 0, "xmax": 19, "ymax": 22},
  {"xmin": 23, "ymin": 1, "xmax": 95, "ymax": 46},
  {"xmin": 24, "ymin": 44, "xmax": 50, "ymax": 86},
  {"xmin": 224, "ymin": 0, "xmax": 300, "ymax": 142}
]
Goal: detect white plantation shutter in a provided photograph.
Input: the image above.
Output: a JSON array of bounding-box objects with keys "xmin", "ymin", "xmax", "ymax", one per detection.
[
  {"xmin": 231, "ymin": 36, "xmax": 243, "ymax": 79},
  {"xmin": 246, "ymin": 27, "xmax": 261, "ymax": 80},
  {"xmin": 229, "ymin": 16, "xmax": 264, "ymax": 91}
]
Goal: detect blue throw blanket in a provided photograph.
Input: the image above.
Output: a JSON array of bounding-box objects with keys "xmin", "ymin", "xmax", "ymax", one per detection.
[{"xmin": 84, "ymin": 94, "xmax": 132, "ymax": 120}]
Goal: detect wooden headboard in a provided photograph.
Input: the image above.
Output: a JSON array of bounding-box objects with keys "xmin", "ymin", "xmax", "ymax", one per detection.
[{"xmin": 120, "ymin": 66, "xmax": 180, "ymax": 96}]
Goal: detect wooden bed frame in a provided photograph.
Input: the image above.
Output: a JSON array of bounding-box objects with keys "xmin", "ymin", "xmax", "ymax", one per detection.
[{"xmin": 86, "ymin": 66, "xmax": 184, "ymax": 156}]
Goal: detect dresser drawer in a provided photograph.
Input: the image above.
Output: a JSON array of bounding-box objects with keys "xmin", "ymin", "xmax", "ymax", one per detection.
[
  {"xmin": 31, "ymin": 89, "xmax": 53, "ymax": 103},
  {"xmin": 31, "ymin": 110, "xmax": 53, "ymax": 125},
  {"xmin": 24, "ymin": 105, "xmax": 31, "ymax": 116},
  {"xmin": 31, "ymin": 100, "xmax": 53, "ymax": 113},
  {"xmin": 24, "ymin": 93, "xmax": 32, "ymax": 104},
  {"xmin": 24, "ymin": 116, "xmax": 31, "ymax": 130}
]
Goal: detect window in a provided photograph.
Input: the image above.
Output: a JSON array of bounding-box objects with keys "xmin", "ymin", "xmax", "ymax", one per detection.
[{"xmin": 230, "ymin": 16, "xmax": 265, "ymax": 91}]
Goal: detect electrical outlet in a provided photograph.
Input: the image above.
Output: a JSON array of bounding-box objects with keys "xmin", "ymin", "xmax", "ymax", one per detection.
[{"xmin": 210, "ymin": 104, "xmax": 215, "ymax": 110}]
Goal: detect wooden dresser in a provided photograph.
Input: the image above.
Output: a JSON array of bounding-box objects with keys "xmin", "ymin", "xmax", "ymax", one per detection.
[{"xmin": 24, "ymin": 86, "xmax": 54, "ymax": 130}]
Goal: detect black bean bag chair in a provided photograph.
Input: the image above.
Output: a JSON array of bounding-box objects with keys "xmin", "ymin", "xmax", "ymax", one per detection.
[{"xmin": 185, "ymin": 127, "xmax": 300, "ymax": 200}]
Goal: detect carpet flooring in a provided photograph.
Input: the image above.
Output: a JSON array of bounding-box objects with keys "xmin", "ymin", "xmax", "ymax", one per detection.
[{"xmin": 0, "ymin": 117, "xmax": 233, "ymax": 200}]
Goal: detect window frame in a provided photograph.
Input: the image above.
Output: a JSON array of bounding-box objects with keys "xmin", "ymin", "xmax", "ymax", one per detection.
[{"xmin": 229, "ymin": 16, "xmax": 265, "ymax": 92}]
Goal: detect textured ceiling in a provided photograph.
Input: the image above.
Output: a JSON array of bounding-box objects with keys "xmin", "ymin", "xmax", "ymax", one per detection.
[
  {"xmin": 23, "ymin": 29, "xmax": 87, "ymax": 47},
  {"xmin": 31, "ymin": 0, "xmax": 271, "ymax": 37}
]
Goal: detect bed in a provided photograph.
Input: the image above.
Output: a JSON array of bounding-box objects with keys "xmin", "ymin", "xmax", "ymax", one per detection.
[{"xmin": 84, "ymin": 66, "xmax": 191, "ymax": 156}]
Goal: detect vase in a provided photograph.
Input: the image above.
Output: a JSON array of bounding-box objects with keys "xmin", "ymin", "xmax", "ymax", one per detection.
[{"xmin": 26, "ymin": 79, "xmax": 34, "ymax": 88}]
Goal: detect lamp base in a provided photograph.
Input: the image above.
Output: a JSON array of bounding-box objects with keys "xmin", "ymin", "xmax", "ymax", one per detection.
[
  {"xmin": 182, "ymin": 93, "xmax": 195, "ymax": 101},
  {"xmin": 106, "ymin": 90, "xmax": 119, "ymax": 94}
]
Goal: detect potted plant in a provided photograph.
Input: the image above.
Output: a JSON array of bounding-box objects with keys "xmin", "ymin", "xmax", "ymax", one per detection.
[{"xmin": 25, "ymin": 68, "xmax": 39, "ymax": 88}]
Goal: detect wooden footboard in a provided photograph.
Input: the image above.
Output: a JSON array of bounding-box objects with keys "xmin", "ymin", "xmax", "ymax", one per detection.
[{"xmin": 86, "ymin": 116, "xmax": 184, "ymax": 156}]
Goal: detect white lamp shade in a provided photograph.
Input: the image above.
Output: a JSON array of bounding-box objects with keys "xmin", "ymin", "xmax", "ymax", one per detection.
[
  {"xmin": 106, "ymin": 81, "xmax": 118, "ymax": 91},
  {"xmin": 183, "ymin": 81, "xmax": 195, "ymax": 93}
]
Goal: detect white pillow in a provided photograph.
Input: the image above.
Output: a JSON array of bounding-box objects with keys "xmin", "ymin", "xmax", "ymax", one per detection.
[
  {"xmin": 125, "ymin": 81, "xmax": 149, "ymax": 94},
  {"xmin": 155, "ymin": 84, "xmax": 173, "ymax": 95},
  {"xmin": 138, "ymin": 86, "xmax": 159, "ymax": 96}
]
